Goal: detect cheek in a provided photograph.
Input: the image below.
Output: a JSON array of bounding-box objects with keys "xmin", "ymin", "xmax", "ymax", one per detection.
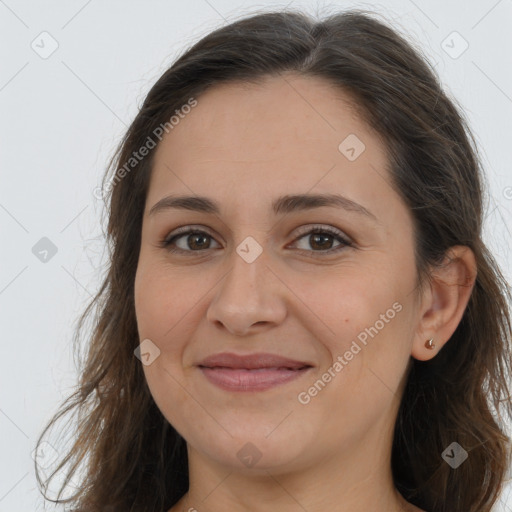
[
  {"xmin": 319, "ymin": 269, "xmax": 402, "ymax": 336},
  {"xmin": 317, "ymin": 261, "xmax": 414, "ymax": 383},
  {"xmin": 135, "ymin": 264, "xmax": 197, "ymax": 426},
  {"xmin": 134, "ymin": 262, "xmax": 197, "ymax": 341}
]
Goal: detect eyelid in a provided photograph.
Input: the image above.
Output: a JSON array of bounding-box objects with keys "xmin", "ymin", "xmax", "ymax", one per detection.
[
  {"xmin": 163, "ymin": 224, "xmax": 217, "ymax": 242},
  {"xmin": 291, "ymin": 224, "xmax": 352, "ymax": 244},
  {"xmin": 163, "ymin": 224, "xmax": 351, "ymax": 242}
]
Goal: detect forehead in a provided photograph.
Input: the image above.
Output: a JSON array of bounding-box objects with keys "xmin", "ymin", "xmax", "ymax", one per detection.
[{"xmin": 147, "ymin": 74, "xmax": 392, "ymax": 212}]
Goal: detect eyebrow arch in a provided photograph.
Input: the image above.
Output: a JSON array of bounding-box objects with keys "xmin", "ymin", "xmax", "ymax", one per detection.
[{"xmin": 148, "ymin": 193, "xmax": 378, "ymax": 221}]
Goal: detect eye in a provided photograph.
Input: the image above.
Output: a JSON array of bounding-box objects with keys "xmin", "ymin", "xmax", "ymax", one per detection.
[
  {"xmin": 161, "ymin": 227, "xmax": 220, "ymax": 254},
  {"xmin": 159, "ymin": 224, "xmax": 353, "ymax": 256},
  {"xmin": 290, "ymin": 225, "xmax": 353, "ymax": 257}
]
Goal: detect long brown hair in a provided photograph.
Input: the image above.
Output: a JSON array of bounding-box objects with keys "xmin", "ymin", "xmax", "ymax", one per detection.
[{"xmin": 35, "ymin": 9, "xmax": 512, "ymax": 512}]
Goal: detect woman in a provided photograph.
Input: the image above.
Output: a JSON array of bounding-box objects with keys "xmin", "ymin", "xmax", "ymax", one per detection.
[{"xmin": 35, "ymin": 8, "xmax": 512, "ymax": 512}]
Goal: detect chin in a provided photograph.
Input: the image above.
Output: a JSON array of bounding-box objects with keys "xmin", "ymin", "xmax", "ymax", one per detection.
[{"xmin": 185, "ymin": 422, "xmax": 318, "ymax": 474}]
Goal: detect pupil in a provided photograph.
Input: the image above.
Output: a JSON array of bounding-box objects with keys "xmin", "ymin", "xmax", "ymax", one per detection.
[
  {"xmin": 190, "ymin": 234, "xmax": 208, "ymax": 249},
  {"xmin": 311, "ymin": 233, "xmax": 332, "ymax": 250}
]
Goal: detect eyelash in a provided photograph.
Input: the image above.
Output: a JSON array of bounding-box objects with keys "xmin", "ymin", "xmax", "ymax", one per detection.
[{"xmin": 159, "ymin": 225, "xmax": 353, "ymax": 258}]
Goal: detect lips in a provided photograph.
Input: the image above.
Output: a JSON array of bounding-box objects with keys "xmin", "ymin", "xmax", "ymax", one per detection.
[
  {"xmin": 197, "ymin": 352, "xmax": 313, "ymax": 392},
  {"xmin": 198, "ymin": 352, "xmax": 311, "ymax": 370}
]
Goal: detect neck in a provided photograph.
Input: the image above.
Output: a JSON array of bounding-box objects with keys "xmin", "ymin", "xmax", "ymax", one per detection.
[{"xmin": 169, "ymin": 421, "xmax": 417, "ymax": 512}]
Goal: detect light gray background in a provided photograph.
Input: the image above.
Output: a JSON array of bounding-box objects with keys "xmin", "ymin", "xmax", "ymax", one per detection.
[{"xmin": 1, "ymin": 0, "xmax": 511, "ymax": 510}]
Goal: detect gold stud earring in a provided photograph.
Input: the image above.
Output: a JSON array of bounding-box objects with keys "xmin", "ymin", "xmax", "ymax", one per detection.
[{"xmin": 425, "ymin": 338, "xmax": 436, "ymax": 350}]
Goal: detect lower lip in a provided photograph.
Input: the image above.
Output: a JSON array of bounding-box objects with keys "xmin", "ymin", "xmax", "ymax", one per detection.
[{"xmin": 199, "ymin": 366, "xmax": 311, "ymax": 392}]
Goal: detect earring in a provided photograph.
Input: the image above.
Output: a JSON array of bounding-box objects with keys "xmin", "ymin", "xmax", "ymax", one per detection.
[{"xmin": 425, "ymin": 338, "xmax": 436, "ymax": 350}]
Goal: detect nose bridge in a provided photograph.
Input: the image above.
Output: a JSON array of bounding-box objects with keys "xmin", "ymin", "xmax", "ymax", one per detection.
[
  {"xmin": 219, "ymin": 238, "xmax": 269, "ymax": 304},
  {"xmin": 206, "ymin": 237, "xmax": 286, "ymax": 334}
]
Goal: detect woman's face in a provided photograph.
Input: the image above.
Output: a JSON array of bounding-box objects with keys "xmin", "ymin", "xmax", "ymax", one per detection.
[{"xmin": 134, "ymin": 74, "xmax": 424, "ymax": 474}]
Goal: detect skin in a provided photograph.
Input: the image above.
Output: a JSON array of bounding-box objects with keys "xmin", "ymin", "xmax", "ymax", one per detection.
[{"xmin": 134, "ymin": 73, "xmax": 476, "ymax": 512}]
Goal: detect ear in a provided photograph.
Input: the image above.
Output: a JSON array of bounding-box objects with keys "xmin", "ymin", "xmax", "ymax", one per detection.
[{"xmin": 411, "ymin": 245, "xmax": 477, "ymax": 361}]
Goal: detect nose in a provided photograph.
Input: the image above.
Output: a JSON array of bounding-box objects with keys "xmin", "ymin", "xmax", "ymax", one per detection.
[{"xmin": 206, "ymin": 246, "xmax": 287, "ymax": 337}]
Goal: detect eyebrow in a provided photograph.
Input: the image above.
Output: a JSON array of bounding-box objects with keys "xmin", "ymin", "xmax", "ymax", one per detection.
[{"xmin": 148, "ymin": 193, "xmax": 378, "ymax": 221}]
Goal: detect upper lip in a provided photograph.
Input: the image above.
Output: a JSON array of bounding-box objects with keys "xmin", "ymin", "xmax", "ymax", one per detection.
[{"xmin": 197, "ymin": 352, "xmax": 313, "ymax": 370}]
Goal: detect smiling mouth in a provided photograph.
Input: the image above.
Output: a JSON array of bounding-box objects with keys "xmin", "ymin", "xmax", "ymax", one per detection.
[
  {"xmin": 198, "ymin": 366, "xmax": 313, "ymax": 392},
  {"xmin": 198, "ymin": 360, "xmax": 313, "ymax": 392},
  {"xmin": 197, "ymin": 352, "xmax": 313, "ymax": 392}
]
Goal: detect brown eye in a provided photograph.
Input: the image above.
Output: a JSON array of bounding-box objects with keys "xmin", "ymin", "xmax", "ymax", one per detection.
[
  {"xmin": 291, "ymin": 226, "xmax": 353, "ymax": 257},
  {"xmin": 308, "ymin": 232, "xmax": 336, "ymax": 251},
  {"xmin": 182, "ymin": 233, "xmax": 211, "ymax": 250},
  {"xmin": 160, "ymin": 225, "xmax": 352, "ymax": 257},
  {"xmin": 162, "ymin": 229, "xmax": 221, "ymax": 253}
]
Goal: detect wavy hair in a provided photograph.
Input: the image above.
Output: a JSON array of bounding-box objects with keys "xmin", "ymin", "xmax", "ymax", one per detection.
[{"xmin": 35, "ymin": 8, "xmax": 512, "ymax": 512}]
